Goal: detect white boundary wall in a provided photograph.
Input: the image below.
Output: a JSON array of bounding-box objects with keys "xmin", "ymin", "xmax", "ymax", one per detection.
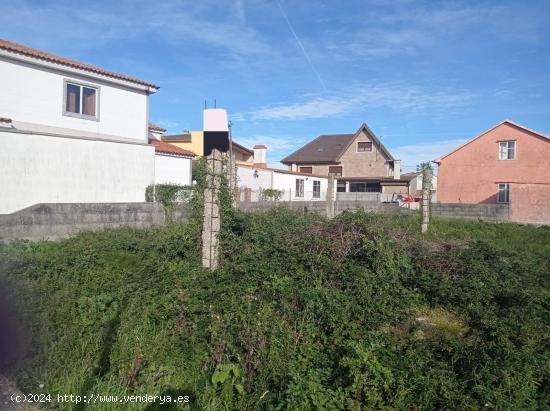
[
  {"xmin": 154, "ymin": 153, "xmax": 192, "ymax": 186},
  {"xmin": 0, "ymin": 131, "xmax": 154, "ymax": 214}
]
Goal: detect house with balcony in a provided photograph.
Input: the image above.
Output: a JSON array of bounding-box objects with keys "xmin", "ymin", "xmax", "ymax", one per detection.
[
  {"xmin": 0, "ymin": 38, "xmax": 192, "ymax": 214},
  {"xmin": 436, "ymin": 120, "xmax": 550, "ymax": 224},
  {"xmin": 281, "ymin": 123, "xmax": 411, "ymax": 199}
]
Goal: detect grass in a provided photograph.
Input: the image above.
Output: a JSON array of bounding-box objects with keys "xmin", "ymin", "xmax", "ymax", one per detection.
[{"xmin": 0, "ymin": 210, "xmax": 548, "ymax": 410}]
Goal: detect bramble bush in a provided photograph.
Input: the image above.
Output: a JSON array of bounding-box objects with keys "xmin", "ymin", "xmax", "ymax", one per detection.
[{"xmin": 0, "ymin": 206, "xmax": 548, "ymax": 410}]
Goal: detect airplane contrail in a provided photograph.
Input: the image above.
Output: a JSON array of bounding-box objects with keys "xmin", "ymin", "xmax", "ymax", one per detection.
[{"xmin": 277, "ymin": 1, "xmax": 328, "ymax": 92}]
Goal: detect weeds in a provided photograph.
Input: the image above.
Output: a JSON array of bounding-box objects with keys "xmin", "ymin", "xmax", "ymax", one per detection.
[{"xmin": 0, "ymin": 209, "xmax": 547, "ymax": 410}]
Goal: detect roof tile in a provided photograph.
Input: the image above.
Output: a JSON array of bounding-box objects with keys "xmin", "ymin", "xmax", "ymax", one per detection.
[
  {"xmin": 0, "ymin": 38, "xmax": 158, "ymax": 89},
  {"xmin": 149, "ymin": 139, "xmax": 195, "ymax": 157}
]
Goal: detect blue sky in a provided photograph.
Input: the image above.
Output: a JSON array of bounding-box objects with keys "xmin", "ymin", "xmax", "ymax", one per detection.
[{"xmin": 2, "ymin": 0, "xmax": 549, "ymax": 170}]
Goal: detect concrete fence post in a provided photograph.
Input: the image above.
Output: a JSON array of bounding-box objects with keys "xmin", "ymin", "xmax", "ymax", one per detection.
[
  {"xmin": 202, "ymin": 149, "xmax": 223, "ymax": 270},
  {"xmin": 421, "ymin": 166, "xmax": 433, "ymax": 234},
  {"xmin": 326, "ymin": 175, "xmax": 335, "ymax": 218}
]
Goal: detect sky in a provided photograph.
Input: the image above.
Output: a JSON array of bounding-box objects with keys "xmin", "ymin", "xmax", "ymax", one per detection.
[{"xmin": 2, "ymin": 0, "xmax": 549, "ymax": 170}]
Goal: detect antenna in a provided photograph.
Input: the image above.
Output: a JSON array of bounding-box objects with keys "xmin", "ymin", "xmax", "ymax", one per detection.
[
  {"xmin": 214, "ymin": 99, "xmax": 217, "ymax": 108},
  {"xmin": 204, "ymin": 100, "xmax": 207, "ymax": 109}
]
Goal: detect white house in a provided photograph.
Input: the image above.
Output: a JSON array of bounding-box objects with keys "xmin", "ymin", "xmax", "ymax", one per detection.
[
  {"xmin": 236, "ymin": 145, "xmax": 329, "ymax": 201},
  {"xmin": 0, "ymin": 38, "xmax": 191, "ymax": 214}
]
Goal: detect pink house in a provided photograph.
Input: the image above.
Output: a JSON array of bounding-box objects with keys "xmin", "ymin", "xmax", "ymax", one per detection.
[{"xmin": 436, "ymin": 120, "xmax": 550, "ymax": 224}]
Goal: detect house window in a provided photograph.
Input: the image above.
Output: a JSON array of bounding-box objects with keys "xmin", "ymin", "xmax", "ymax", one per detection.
[
  {"xmin": 336, "ymin": 181, "xmax": 346, "ymax": 192},
  {"xmin": 295, "ymin": 179, "xmax": 304, "ymax": 197},
  {"xmin": 64, "ymin": 80, "xmax": 98, "ymax": 119},
  {"xmin": 350, "ymin": 182, "xmax": 381, "ymax": 193},
  {"xmin": 313, "ymin": 181, "xmax": 321, "ymax": 198},
  {"xmin": 498, "ymin": 141, "xmax": 515, "ymax": 160},
  {"xmin": 497, "ymin": 183, "xmax": 509, "ymax": 203},
  {"xmin": 328, "ymin": 166, "xmax": 343, "ymax": 176},
  {"xmin": 300, "ymin": 167, "xmax": 313, "ymax": 174},
  {"xmin": 357, "ymin": 142, "xmax": 372, "ymax": 152}
]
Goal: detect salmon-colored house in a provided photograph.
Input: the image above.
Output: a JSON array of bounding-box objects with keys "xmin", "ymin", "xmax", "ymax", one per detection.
[{"xmin": 436, "ymin": 120, "xmax": 550, "ymax": 224}]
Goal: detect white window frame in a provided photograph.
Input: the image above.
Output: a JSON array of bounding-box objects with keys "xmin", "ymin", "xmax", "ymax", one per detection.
[
  {"xmin": 497, "ymin": 183, "xmax": 510, "ymax": 203},
  {"xmin": 63, "ymin": 79, "xmax": 100, "ymax": 121},
  {"xmin": 295, "ymin": 178, "xmax": 305, "ymax": 198},
  {"xmin": 312, "ymin": 180, "xmax": 321, "ymax": 198},
  {"xmin": 498, "ymin": 140, "xmax": 515, "ymax": 160},
  {"xmin": 356, "ymin": 141, "xmax": 373, "ymax": 152}
]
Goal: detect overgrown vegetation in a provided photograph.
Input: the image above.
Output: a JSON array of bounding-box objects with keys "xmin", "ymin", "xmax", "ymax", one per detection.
[
  {"xmin": 258, "ymin": 188, "xmax": 284, "ymax": 202},
  {"xmin": 145, "ymin": 184, "xmax": 193, "ymax": 207},
  {"xmin": 0, "ymin": 206, "xmax": 548, "ymax": 409}
]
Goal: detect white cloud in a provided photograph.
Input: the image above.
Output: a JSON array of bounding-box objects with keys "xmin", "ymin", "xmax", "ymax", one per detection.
[
  {"xmin": 234, "ymin": 135, "xmax": 302, "ymax": 152},
  {"xmin": 316, "ymin": 3, "xmax": 540, "ymax": 60},
  {"xmin": 0, "ymin": 0, "xmax": 271, "ymax": 57},
  {"xmin": 390, "ymin": 138, "xmax": 468, "ymax": 168},
  {"xmin": 237, "ymin": 83, "xmax": 474, "ymax": 121},
  {"xmin": 155, "ymin": 120, "xmax": 181, "ymax": 129}
]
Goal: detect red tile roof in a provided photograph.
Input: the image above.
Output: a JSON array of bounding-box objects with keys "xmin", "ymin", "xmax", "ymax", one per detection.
[
  {"xmin": 148, "ymin": 123, "xmax": 166, "ymax": 132},
  {"xmin": 0, "ymin": 38, "xmax": 159, "ymax": 89},
  {"xmin": 149, "ymin": 139, "xmax": 195, "ymax": 157}
]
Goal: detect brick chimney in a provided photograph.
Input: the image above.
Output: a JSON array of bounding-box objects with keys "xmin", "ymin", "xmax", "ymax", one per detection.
[
  {"xmin": 393, "ymin": 160, "xmax": 401, "ymax": 180},
  {"xmin": 253, "ymin": 144, "xmax": 267, "ymax": 168}
]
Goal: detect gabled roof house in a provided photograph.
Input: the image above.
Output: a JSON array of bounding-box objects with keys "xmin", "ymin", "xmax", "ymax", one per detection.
[
  {"xmin": 436, "ymin": 119, "xmax": 550, "ymax": 224},
  {"xmin": 282, "ymin": 123, "xmax": 409, "ymax": 196}
]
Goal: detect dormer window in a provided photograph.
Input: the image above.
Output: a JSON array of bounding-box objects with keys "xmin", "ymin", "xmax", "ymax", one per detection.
[
  {"xmin": 64, "ymin": 80, "xmax": 99, "ymax": 120},
  {"xmin": 498, "ymin": 141, "xmax": 515, "ymax": 160}
]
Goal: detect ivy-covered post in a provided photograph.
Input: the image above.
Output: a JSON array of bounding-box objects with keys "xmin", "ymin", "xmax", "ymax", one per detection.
[
  {"xmin": 202, "ymin": 149, "xmax": 223, "ymax": 270},
  {"xmin": 420, "ymin": 163, "xmax": 433, "ymax": 234}
]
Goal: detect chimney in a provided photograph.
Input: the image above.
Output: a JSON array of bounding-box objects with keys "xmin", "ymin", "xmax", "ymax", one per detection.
[
  {"xmin": 253, "ymin": 144, "xmax": 267, "ymax": 168},
  {"xmin": 393, "ymin": 160, "xmax": 401, "ymax": 180}
]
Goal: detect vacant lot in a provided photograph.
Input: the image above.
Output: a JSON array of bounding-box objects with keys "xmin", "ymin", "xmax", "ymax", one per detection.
[{"xmin": 1, "ymin": 210, "xmax": 548, "ymax": 410}]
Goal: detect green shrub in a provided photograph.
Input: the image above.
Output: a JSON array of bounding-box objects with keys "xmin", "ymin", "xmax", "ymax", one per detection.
[
  {"xmin": 0, "ymin": 210, "xmax": 547, "ymax": 410},
  {"xmin": 258, "ymin": 188, "xmax": 284, "ymax": 202},
  {"xmin": 145, "ymin": 184, "xmax": 192, "ymax": 206}
]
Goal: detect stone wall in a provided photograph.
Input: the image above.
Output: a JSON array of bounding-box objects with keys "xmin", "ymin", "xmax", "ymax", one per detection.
[
  {"xmin": 237, "ymin": 200, "xmax": 414, "ymax": 216},
  {"xmin": 430, "ymin": 203, "xmax": 510, "ymax": 222},
  {"xmin": 0, "ymin": 200, "xmax": 514, "ymax": 243},
  {"xmin": 0, "ymin": 202, "xmax": 190, "ymax": 242},
  {"xmin": 238, "ymin": 200, "xmax": 511, "ymax": 222}
]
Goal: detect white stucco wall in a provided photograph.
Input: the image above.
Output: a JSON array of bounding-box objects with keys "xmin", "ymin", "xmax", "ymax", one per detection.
[
  {"xmin": 236, "ymin": 165, "xmax": 329, "ymax": 201},
  {"xmin": 236, "ymin": 166, "xmax": 273, "ymax": 190},
  {"xmin": 154, "ymin": 154, "xmax": 192, "ymax": 186},
  {"xmin": 272, "ymin": 172, "xmax": 328, "ymax": 201},
  {"xmin": 0, "ymin": 55, "xmax": 148, "ymax": 142},
  {"xmin": 0, "ymin": 131, "xmax": 155, "ymax": 214}
]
